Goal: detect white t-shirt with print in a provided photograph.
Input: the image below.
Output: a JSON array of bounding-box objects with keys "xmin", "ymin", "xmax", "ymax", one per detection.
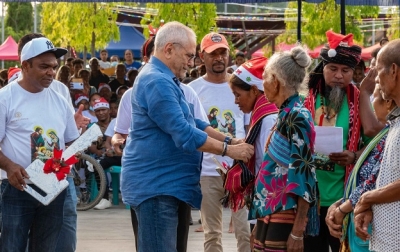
[
  {"xmin": 0, "ymin": 82, "xmax": 80, "ymax": 179},
  {"xmin": 115, "ymin": 85, "xmax": 208, "ymax": 134},
  {"xmin": 17, "ymin": 74, "xmax": 73, "ymax": 113},
  {"xmin": 189, "ymin": 77, "xmax": 247, "ymax": 176}
]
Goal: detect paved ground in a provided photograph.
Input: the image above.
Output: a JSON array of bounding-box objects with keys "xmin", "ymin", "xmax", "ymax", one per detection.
[{"xmin": 77, "ymin": 204, "xmax": 239, "ymax": 252}]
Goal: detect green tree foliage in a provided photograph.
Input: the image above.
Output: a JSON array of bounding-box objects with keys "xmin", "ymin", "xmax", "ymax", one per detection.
[
  {"xmin": 41, "ymin": 3, "xmax": 119, "ymax": 58},
  {"xmin": 141, "ymin": 3, "xmax": 217, "ymax": 44},
  {"xmin": 279, "ymin": 0, "xmax": 379, "ymax": 49},
  {"xmin": 386, "ymin": 7, "xmax": 400, "ymax": 39},
  {"xmin": 5, "ymin": 3, "xmax": 33, "ymax": 33}
]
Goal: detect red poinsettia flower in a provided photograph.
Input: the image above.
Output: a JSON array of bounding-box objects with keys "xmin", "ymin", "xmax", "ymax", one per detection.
[
  {"xmin": 264, "ymin": 174, "xmax": 300, "ymax": 211},
  {"xmin": 43, "ymin": 148, "xmax": 79, "ymax": 181}
]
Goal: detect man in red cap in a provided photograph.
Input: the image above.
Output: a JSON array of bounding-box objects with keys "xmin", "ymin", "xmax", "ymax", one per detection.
[
  {"xmin": 189, "ymin": 32, "xmax": 251, "ymax": 252},
  {"xmin": 303, "ymin": 30, "xmax": 369, "ymax": 252}
]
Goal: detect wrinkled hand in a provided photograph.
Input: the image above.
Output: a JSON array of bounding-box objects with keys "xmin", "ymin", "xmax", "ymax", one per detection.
[
  {"xmin": 325, "ymin": 200, "xmax": 342, "ymax": 238},
  {"xmin": 354, "ymin": 192, "xmax": 372, "ymax": 215},
  {"xmin": 355, "ymin": 209, "xmax": 373, "ymax": 241},
  {"xmin": 360, "ymin": 68, "xmax": 377, "ymax": 95},
  {"xmin": 226, "ymin": 143, "xmax": 254, "ymax": 162},
  {"xmin": 329, "ymin": 150, "xmax": 354, "ymax": 166},
  {"xmin": 230, "ymin": 138, "xmax": 245, "ymax": 145},
  {"xmin": 74, "ymin": 104, "xmax": 90, "ymax": 131},
  {"xmin": 333, "ymin": 207, "xmax": 346, "ymax": 227},
  {"xmin": 111, "ymin": 133, "xmax": 125, "ymax": 155},
  {"xmin": 287, "ymin": 236, "xmax": 304, "ymax": 252},
  {"xmin": 6, "ymin": 163, "xmax": 29, "ymax": 191}
]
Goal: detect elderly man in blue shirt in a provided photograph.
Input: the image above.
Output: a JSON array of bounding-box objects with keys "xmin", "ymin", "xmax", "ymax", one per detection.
[{"xmin": 121, "ymin": 21, "xmax": 254, "ymax": 252}]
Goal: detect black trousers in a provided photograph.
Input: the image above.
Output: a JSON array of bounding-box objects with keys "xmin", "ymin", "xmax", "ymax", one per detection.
[
  {"xmin": 304, "ymin": 206, "xmax": 341, "ymax": 252},
  {"xmin": 130, "ymin": 200, "xmax": 191, "ymax": 252}
]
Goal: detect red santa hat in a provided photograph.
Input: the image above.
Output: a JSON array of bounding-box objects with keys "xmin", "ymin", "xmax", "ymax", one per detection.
[
  {"xmin": 320, "ymin": 30, "xmax": 361, "ymax": 69},
  {"xmin": 93, "ymin": 97, "xmax": 109, "ymax": 110},
  {"xmin": 8, "ymin": 67, "xmax": 21, "ymax": 82},
  {"xmin": 74, "ymin": 93, "xmax": 89, "ymax": 106},
  {"xmin": 233, "ymin": 57, "xmax": 267, "ymax": 91},
  {"xmin": 98, "ymin": 83, "xmax": 111, "ymax": 93}
]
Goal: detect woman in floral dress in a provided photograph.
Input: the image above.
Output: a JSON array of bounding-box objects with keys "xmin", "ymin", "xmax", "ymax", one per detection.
[{"xmin": 249, "ymin": 45, "xmax": 319, "ymax": 252}]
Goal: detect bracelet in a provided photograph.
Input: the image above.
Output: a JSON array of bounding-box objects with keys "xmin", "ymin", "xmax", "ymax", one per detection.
[
  {"xmin": 224, "ymin": 136, "xmax": 232, "ymax": 145},
  {"xmin": 352, "ymin": 151, "xmax": 358, "ymax": 164},
  {"xmin": 338, "ymin": 205, "xmax": 347, "ymax": 214},
  {"xmin": 290, "ymin": 233, "xmax": 304, "ymax": 241},
  {"xmin": 221, "ymin": 142, "xmax": 228, "ymax": 156}
]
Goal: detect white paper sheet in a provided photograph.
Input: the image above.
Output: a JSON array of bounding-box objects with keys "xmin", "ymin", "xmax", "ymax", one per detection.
[{"xmin": 314, "ymin": 126, "xmax": 343, "ymax": 155}]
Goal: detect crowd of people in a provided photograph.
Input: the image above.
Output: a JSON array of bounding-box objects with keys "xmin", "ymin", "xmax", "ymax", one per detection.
[{"xmin": 0, "ymin": 20, "xmax": 399, "ymax": 252}]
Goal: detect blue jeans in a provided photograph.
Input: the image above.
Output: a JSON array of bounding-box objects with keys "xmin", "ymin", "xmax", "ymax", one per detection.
[
  {"xmin": 55, "ymin": 176, "xmax": 77, "ymax": 252},
  {"xmin": 133, "ymin": 196, "xmax": 180, "ymax": 252},
  {"xmin": 0, "ymin": 180, "xmax": 66, "ymax": 252}
]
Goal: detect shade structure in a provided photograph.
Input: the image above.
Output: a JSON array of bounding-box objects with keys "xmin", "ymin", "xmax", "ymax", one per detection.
[
  {"xmin": 79, "ymin": 22, "xmax": 145, "ymax": 59},
  {"xmin": 361, "ymin": 43, "xmax": 381, "ymax": 61},
  {"xmin": 0, "ymin": 36, "xmax": 19, "ymax": 61},
  {"xmin": 251, "ymin": 43, "xmax": 326, "ymax": 59},
  {"xmin": 2, "ymin": 0, "xmax": 325, "ymax": 2},
  {"xmin": 105, "ymin": 23, "xmax": 145, "ymax": 58}
]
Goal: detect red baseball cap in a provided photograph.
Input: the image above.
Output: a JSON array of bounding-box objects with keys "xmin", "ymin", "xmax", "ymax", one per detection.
[{"xmin": 200, "ymin": 32, "xmax": 229, "ymax": 53}]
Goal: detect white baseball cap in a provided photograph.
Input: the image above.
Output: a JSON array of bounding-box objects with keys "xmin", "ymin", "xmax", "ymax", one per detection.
[{"xmin": 20, "ymin": 37, "xmax": 68, "ymax": 62}]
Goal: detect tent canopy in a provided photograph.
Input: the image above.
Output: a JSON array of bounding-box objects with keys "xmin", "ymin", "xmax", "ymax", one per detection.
[
  {"xmin": 80, "ymin": 22, "xmax": 145, "ymax": 59},
  {"xmin": 251, "ymin": 43, "xmax": 325, "ymax": 59},
  {"xmin": 106, "ymin": 23, "xmax": 145, "ymax": 59},
  {"xmin": 0, "ymin": 36, "xmax": 19, "ymax": 61},
  {"xmin": 361, "ymin": 43, "xmax": 381, "ymax": 61}
]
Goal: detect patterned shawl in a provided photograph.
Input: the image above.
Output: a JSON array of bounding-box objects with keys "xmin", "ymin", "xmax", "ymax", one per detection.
[
  {"xmin": 223, "ymin": 95, "xmax": 278, "ymax": 212},
  {"xmin": 304, "ymin": 63, "xmax": 361, "ymax": 183}
]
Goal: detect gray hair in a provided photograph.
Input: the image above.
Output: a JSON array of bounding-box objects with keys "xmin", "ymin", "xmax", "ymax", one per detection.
[
  {"xmin": 263, "ymin": 45, "xmax": 311, "ymax": 93},
  {"xmin": 154, "ymin": 21, "xmax": 196, "ymax": 51}
]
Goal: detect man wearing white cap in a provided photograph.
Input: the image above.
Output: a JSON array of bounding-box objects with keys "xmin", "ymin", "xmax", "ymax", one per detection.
[
  {"xmin": 189, "ymin": 32, "xmax": 251, "ymax": 252},
  {"xmin": 0, "ymin": 37, "xmax": 79, "ymax": 250},
  {"xmin": 13, "ymin": 33, "xmax": 89, "ymax": 252}
]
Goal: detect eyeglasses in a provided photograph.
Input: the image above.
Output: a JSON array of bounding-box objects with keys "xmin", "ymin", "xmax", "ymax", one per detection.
[{"xmin": 172, "ymin": 42, "xmax": 196, "ymax": 61}]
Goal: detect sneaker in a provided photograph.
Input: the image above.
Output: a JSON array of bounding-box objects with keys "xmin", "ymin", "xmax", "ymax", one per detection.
[{"xmin": 94, "ymin": 199, "xmax": 112, "ymax": 210}]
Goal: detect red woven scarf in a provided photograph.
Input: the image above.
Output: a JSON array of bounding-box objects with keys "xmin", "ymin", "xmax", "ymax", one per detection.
[
  {"xmin": 223, "ymin": 95, "xmax": 278, "ymax": 211},
  {"xmin": 304, "ymin": 84, "xmax": 360, "ymax": 183}
]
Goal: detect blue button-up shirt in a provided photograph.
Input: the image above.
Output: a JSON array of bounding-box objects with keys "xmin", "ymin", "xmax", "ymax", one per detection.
[{"xmin": 121, "ymin": 56, "xmax": 209, "ymax": 208}]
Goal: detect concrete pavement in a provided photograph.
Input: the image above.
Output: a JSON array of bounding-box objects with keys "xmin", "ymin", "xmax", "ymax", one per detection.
[{"xmin": 77, "ymin": 204, "xmax": 240, "ymax": 252}]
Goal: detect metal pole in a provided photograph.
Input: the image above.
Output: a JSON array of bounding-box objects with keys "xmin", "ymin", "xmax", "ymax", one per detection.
[
  {"xmin": 2, "ymin": 2, "xmax": 4, "ymax": 69},
  {"xmin": 340, "ymin": 0, "xmax": 345, "ymax": 35},
  {"xmin": 372, "ymin": 18, "xmax": 375, "ymax": 45},
  {"xmin": 34, "ymin": 2, "xmax": 37, "ymax": 33},
  {"xmin": 297, "ymin": 0, "xmax": 301, "ymax": 42}
]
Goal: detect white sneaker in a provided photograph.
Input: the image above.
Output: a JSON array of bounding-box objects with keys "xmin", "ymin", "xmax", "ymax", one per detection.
[{"xmin": 94, "ymin": 199, "xmax": 112, "ymax": 210}]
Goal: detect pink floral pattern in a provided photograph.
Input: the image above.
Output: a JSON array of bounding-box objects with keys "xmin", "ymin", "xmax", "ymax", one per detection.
[{"xmin": 250, "ymin": 94, "xmax": 318, "ymax": 219}]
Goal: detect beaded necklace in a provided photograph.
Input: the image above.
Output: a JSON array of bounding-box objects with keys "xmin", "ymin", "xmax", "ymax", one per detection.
[{"xmin": 319, "ymin": 95, "xmax": 337, "ymax": 126}]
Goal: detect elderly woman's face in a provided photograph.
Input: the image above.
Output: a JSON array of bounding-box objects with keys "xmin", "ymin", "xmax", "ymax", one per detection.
[{"xmin": 262, "ymin": 72, "xmax": 278, "ymax": 104}]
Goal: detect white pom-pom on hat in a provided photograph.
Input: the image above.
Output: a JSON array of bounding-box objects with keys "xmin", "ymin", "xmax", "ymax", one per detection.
[{"xmin": 328, "ymin": 49, "xmax": 337, "ymax": 58}]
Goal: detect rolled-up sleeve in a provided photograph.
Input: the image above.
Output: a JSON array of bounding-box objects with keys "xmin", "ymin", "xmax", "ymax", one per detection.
[
  {"xmin": 195, "ymin": 118, "xmax": 209, "ymax": 131},
  {"xmin": 145, "ymin": 79, "xmax": 207, "ymax": 152}
]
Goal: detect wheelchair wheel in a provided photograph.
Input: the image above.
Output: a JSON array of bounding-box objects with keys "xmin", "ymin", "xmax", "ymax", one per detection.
[{"xmin": 74, "ymin": 153, "xmax": 107, "ymax": 211}]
